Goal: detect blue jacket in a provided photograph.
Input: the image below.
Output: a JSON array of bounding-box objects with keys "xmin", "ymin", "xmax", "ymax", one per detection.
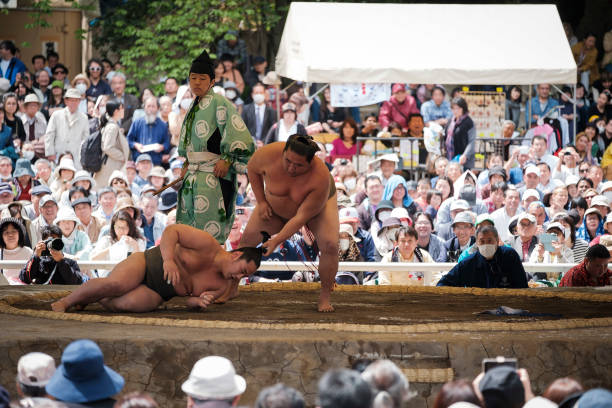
[
  {"xmin": 355, "ymin": 227, "xmax": 376, "ymax": 262},
  {"xmin": 0, "ymin": 57, "xmax": 26, "ymax": 86},
  {"xmin": 437, "ymin": 245, "xmax": 528, "ymax": 288},
  {"xmin": 127, "ymin": 117, "xmax": 171, "ymax": 165},
  {"xmin": 576, "ymin": 219, "xmax": 604, "ymax": 242},
  {"xmin": 527, "ymin": 97, "xmax": 559, "ymax": 125}
]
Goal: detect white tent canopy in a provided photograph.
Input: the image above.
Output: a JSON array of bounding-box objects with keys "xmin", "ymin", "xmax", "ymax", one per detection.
[{"xmin": 275, "ymin": 3, "xmax": 577, "ymax": 85}]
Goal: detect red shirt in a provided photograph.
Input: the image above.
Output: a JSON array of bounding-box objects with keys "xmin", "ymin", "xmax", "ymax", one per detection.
[{"xmin": 559, "ymin": 260, "xmax": 612, "ymax": 287}]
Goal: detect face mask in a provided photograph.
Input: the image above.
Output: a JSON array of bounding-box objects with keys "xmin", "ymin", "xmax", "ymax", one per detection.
[
  {"xmin": 386, "ymin": 229, "xmax": 398, "ymax": 242},
  {"xmin": 99, "ymin": 106, "xmax": 106, "ymax": 116},
  {"xmin": 378, "ymin": 211, "xmax": 391, "ymax": 222},
  {"xmin": 598, "ymin": 126, "xmax": 605, "ymax": 133},
  {"xmin": 180, "ymin": 98, "xmax": 193, "ymax": 110},
  {"xmin": 253, "ymin": 94, "xmax": 265, "ymax": 104},
  {"xmin": 344, "ymin": 178, "xmax": 356, "ymax": 191},
  {"xmin": 225, "ymin": 90, "xmax": 237, "ymax": 100},
  {"xmin": 22, "ymin": 150, "xmax": 34, "ymax": 161},
  {"xmin": 478, "ymin": 244, "xmax": 497, "ymax": 260},
  {"xmin": 75, "ymin": 83, "xmax": 87, "ymax": 95},
  {"xmin": 339, "ymin": 239, "xmax": 350, "ymax": 252},
  {"xmin": 564, "ymin": 227, "xmax": 571, "ymax": 240},
  {"xmin": 604, "ymin": 191, "xmax": 612, "ymax": 203}
]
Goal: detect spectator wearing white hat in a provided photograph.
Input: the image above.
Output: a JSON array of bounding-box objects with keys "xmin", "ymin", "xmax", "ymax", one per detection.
[
  {"xmin": 521, "ymin": 189, "xmax": 540, "ymax": 212},
  {"xmin": 565, "ymin": 174, "xmax": 581, "ymax": 200},
  {"xmin": 55, "ymin": 206, "xmax": 91, "ymax": 259},
  {"xmin": 182, "ymin": 356, "xmax": 246, "ymax": 408},
  {"xmin": 31, "ymin": 195, "xmax": 58, "ymax": 243},
  {"xmin": 445, "ymin": 211, "xmax": 476, "ymax": 262},
  {"xmin": 506, "ymin": 213, "xmax": 539, "ymax": 262},
  {"xmin": 16, "ymin": 352, "xmax": 56, "ymax": 398},
  {"xmin": 49, "ymin": 157, "xmax": 77, "ymax": 202},
  {"xmin": 61, "ymin": 170, "xmax": 97, "ymax": 208},
  {"xmin": 590, "ymin": 195, "xmax": 610, "ymax": 217},
  {"xmin": 517, "ymin": 165, "xmax": 543, "ymax": 200},
  {"xmin": 44, "ymin": 87, "xmax": 89, "ymax": 167},
  {"xmin": 264, "ymin": 102, "xmax": 306, "ymax": 144},
  {"xmin": 437, "ymin": 199, "xmax": 470, "ymax": 242},
  {"xmin": 369, "ymin": 153, "xmax": 399, "ymax": 187},
  {"xmin": 577, "ymin": 207, "xmax": 606, "ymax": 243},
  {"xmin": 530, "ymin": 222, "xmax": 574, "ymax": 266}
]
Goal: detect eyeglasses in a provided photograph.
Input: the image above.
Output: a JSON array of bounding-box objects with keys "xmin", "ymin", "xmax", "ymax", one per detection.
[
  {"xmin": 89, "ymin": 66, "xmax": 101, "ymax": 72},
  {"xmin": 54, "ymin": 71, "xmax": 66, "ymax": 75}
]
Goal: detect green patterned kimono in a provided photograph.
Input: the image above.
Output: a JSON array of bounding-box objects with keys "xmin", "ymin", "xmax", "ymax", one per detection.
[{"xmin": 177, "ymin": 89, "xmax": 254, "ymax": 243}]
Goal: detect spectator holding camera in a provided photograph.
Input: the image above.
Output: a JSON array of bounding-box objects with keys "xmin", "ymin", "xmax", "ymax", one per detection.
[{"xmin": 20, "ymin": 225, "xmax": 83, "ymax": 285}]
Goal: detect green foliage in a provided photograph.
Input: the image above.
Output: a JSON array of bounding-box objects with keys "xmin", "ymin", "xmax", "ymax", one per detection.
[
  {"xmin": 20, "ymin": 1, "xmax": 94, "ymax": 44},
  {"xmin": 92, "ymin": 0, "xmax": 285, "ymax": 94}
]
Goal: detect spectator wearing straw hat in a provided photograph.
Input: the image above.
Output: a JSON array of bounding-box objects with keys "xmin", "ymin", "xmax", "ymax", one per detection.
[
  {"xmin": 46, "ymin": 339, "xmax": 124, "ymax": 407},
  {"xmin": 182, "ymin": 356, "xmax": 246, "ymax": 408},
  {"xmin": 44, "ymin": 87, "xmax": 89, "ymax": 166}
]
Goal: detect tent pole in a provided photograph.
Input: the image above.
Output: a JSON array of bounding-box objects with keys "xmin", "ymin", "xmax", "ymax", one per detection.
[{"xmin": 572, "ymin": 83, "xmax": 577, "ymax": 141}]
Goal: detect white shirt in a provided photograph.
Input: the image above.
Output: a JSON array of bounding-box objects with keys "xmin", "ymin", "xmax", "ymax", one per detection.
[
  {"xmin": 491, "ymin": 206, "xmax": 518, "ymax": 243},
  {"xmin": 0, "ymin": 59, "xmax": 10, "ymax": 75},
  {"xmin": 278, "ymin": 119, "xmax": 297, "ymax": 143}
]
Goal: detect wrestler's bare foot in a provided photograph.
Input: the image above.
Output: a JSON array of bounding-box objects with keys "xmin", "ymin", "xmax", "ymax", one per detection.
[{"xmin": 318, "ymin": 293, "xmax": 334, "ymax": 312}]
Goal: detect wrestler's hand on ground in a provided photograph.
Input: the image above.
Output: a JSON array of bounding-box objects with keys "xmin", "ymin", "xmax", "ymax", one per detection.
[
  {"xmin": 259, "ymin": 200, "xmax": 273, "ymax": 221},
  {"xmin": 213, "ymin": 159, "xmax": 230, "ymax": 178},
  {"xmin": 186, "ymin": 294, "xmax": 214, "ymax": 310},
  {"xmin": 163, "ymin": 260, "xmax": 180, "ymax": 286}
]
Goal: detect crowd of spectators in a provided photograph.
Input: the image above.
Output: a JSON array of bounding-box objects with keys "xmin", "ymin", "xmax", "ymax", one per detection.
[
  {"xmin": 2, "ymin": 338, "xmax": 611, "ymax": 408},
  {"xmin": 0, "ymin": 26, "xmax": 612, "ymax": 289}
]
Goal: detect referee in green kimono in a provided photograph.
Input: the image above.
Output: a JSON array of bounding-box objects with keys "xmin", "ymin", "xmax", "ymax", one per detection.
[{"xmin": 176, "ymin": 49, "xmax": 255, "ymax": 244}]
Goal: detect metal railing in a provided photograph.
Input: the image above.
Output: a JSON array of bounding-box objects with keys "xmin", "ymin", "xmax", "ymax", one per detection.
[{"xmin": 2, "ymin": 261, "xmax": 585, "ymax": 287}]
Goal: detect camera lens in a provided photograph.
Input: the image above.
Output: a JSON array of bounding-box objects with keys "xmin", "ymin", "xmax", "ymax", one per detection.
[{"xmin": 50, "ymin": 238, "xmax": 64, "ymax": 251}]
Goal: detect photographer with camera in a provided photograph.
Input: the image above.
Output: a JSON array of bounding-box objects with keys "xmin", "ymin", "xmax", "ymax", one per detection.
[{"xmin": 19, "ymin": 225, "xmax": 84, "ymax": 285}]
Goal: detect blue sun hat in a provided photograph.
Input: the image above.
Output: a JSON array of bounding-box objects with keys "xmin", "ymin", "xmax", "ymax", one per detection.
[{"xmin": 46, "ymin": 339, "xmax": 124, "ymax": 403}]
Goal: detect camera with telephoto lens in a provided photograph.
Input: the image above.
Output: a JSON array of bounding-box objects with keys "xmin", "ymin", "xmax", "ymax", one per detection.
[{"xmin": 41, "ymin": 238, "xmax": 64, "ymax": 257}]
